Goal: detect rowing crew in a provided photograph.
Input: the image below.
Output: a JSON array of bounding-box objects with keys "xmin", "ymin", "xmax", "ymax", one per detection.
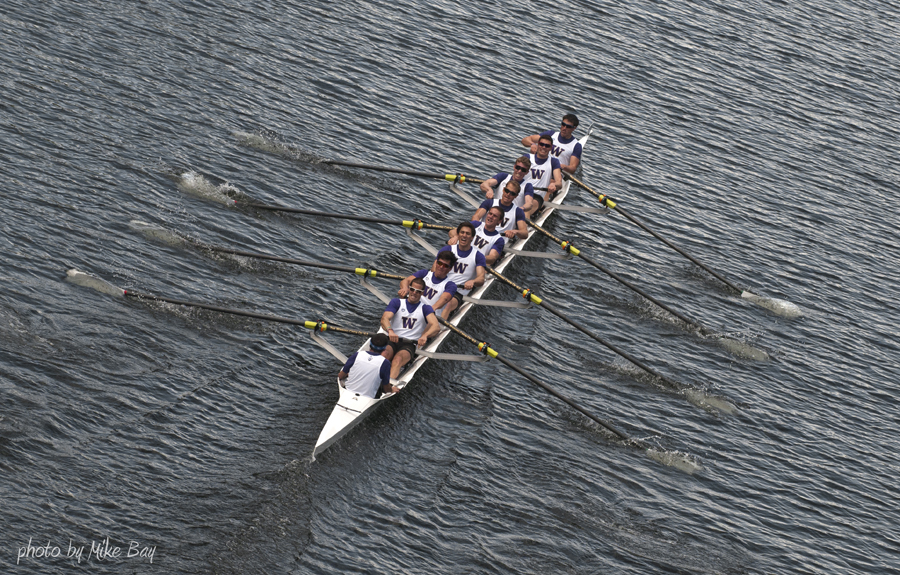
[{"xmin": 338, "ymin": 114, "xmax": 581, "ymax": 396}]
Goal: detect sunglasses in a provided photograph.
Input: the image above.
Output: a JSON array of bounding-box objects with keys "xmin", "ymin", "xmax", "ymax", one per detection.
[
  {"xmin": 538, "ymin": 142, "xmax": 552, "ymax": 148},
  {"xmin": 436, "ymin": 260, "xmax": 452, "ymax": 268},
  {"xmin": 561, "ymin": 122, "xmax": 576, "ymax": 129},
  {"xmin": 408, "ymin": 287, "xmax": 424, "ymax": 294},
  {"xmin": 514, "ymin": 165, "xmax": 528, "ymax": 172},
  {"xmin": 502, "ymin": 188, "xmax": 519, "ymax": 196}
]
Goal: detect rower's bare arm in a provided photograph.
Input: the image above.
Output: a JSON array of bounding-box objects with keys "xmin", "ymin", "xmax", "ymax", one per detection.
[
  {"xmin": 447, "ymin": 229, "xmax": 458, "ymax": 245},
  {"xmin": 472, "ymin": 266, "xmax": 486, "ymax": 289},
  {"xmin": 523, "ymin": 195, "xmax": 534, "ymax": 212},
  {"xmin": 473, "ymin": 207, "xmax": 487, "ymax": 222},
  {"xmin": 562, "ymin": 156, "xmax": 580, "ymax": 175},
  {"xmin": 398, "ymin": 275, "xmax": 413, "ymax": 297},
  {"xmin": 480, "ymin": 178, "xmax": 499, "ymax": 199},
  {"xmin": 381, "ymin": 311, "xmax": 398, "ymax": 342},
  {"xmin": 521, "ymin": 134, "xmax": 539, "ymax": 148},
  {"xmin": 551, "ymin": 168, "xmax": 563, "ymax": 192},
  {"xmin": 433, "ymin": 291, "xmax": 452, "ymax": 311},
  {"xmin": 486, "ymin": 249, "xmax": 500, "ymax": 266},
  {"xmin": 516, "ymin": 220, "xmax": 528, "ymax": 239},
  {"xmin": 422, "ymin": 312, "xmax": 441, "ymax": 342}
]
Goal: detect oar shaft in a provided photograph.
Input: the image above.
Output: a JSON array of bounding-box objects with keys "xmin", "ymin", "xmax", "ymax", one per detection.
[
  {"xmin": 614, "ymin": 205, "xmax": 743, "ymax": 293},
  {"xmin": 566, "ymin": 175, "xmax": 743, "ymax": 294},
  {"xmin": 203, "ymin": 245, "xmax": 405, "ymax": 281},
  {"xmin": 122, "ymin": 291, "xmax": 375, "ymax": 336},
  {"xmin": 238, "ymin": 202, "xmax": 454, "ymax": 231},
  {"xmin": 526, "ymin": 220, "xmax": 705, "ymax": 331},
  {"xmin": 322, "ymin": 159, "xmax": 485, "ymax": 185},
  {"xmin": 485, "ymin": 266, "xmax": 682, "ymax": 389},
  {"xmin": 436, "ymin": 317, "xmax": 628, "ymax": 440}
]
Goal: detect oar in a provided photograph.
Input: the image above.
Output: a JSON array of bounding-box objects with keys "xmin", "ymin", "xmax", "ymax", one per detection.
[
  {"xmin": 483, "ymin": 264, "xmax": 687, "ymax": 392},
  {"xmin": 524, "ymin": 218, "xmax": 711, "ymax": 335},
  {"xmin": 234, "ymin": 202, "xmax": 454, "ymax": 231},
  {"xmin": 566, "ymin": 175, "xmax": 800, "ymax": 315},
  {"xmin": 199, "ymin": 245, "xmax": 406, "ymax": 281},
  {"xmin": 321, "ymin": 159, "xmax": 486, "ymax": 185},
  {"xmin": 434, "ymin": 316, "xmax": 633, "ymax": 442}
]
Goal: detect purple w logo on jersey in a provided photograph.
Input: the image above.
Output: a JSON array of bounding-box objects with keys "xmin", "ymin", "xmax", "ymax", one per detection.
[
  {"xmin": 423, "ymin": 287, "xmax": 438, "ymax": 301},
  {"xmin": 401, "ymin": 316, "xmax": 418, "ymax": 329},
  {"xmin": 551, "ymin": 146, "xmax": 562, "ymax": 157},
  {"xmin": 473, "ymin": 236, "xmax": 489, "ymax": 249},
  {"xmin": 530, "ymin": 168, "xmax": 545, "ymax": 180},
  {"xmin": 452, "ymin": 262, "xmax": 468, "ymax": 274}
]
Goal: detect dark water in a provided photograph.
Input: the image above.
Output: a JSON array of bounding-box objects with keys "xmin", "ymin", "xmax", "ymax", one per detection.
[{"xmin": 2, "ymin": 0, "xmax": 898, "ymax": 573}]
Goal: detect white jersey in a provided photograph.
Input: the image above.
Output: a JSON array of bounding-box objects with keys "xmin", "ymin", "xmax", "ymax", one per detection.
[
  {"xmin": 478, "ymin": 198, "xmax": 524, "ymax": 235},
  {"xmin": 341, "ymin": 351, "xmax": 389, "ymax": 398},
  {"xmin": 389, "ymin": 298, "xmax": 430, "ymax": 340},
  {"xmin": 525, "ymin": 153, "xmax": 558, "ymax": 191},
  {"xmin": 472, "ymin": 222, "xmax": 505, "ymax": 258},
  {"xmin": 548, "ymin": 130, "xmax": 580, "ymax": 168},
  {"xmin": 420, "ymin": 271, "xmax": 455, "ymax": 306},
  {"xmin": 444, "ymin": 245, "xmax": 481, "ymax": 296},
  {"xmin": 495, "ymin": 174, "xmax": 531, "ymax": 210}
]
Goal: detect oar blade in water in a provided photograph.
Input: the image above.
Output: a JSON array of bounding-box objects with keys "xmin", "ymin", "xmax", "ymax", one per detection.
[
  {"xmin": 741, "ymin": 291, "xmax": 802, "ymax": 318},
  {"xmin": 65, "ymin": 269, "xmax": 124, "ymax": 297}
]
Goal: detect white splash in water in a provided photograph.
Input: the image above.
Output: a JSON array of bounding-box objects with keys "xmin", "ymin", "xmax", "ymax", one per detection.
[
  {"xmin": 66, "ymin": 269, "xmax": 124, "ymax": 297},
  {"xmin": 715, "ymin": 335, "xmax": 770, "ymax": 361},
  {"xmin": 176, "ymin": 171, "xmax": 239, "ymax": 205},
  {"xmin": 683, "ymin": 388, "xmax": 738, "ymax": 415},
  {"xmin": 742, "ymin": 291, "xmax": 802, "ymax": 318},
  {"xmin": 128, "ymin": 220, "xmax": 187, "ymax": 247},
  {"xmin": 646, "ymin": 448, "xmax": 703, "ymax": 474}
]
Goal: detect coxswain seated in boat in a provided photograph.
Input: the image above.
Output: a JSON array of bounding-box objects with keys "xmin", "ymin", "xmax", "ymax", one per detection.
[
  {"xmin": 436, "ymin": 222, "xmax": 487, "ymax": 318},
  {"xmin": 472, "ymin": 181, "xmax": 528, "ymax": 242},
  {"xmin": 521, "ymin": 113, "xmax": 582, "ymax": 176},
  {"xmin": 520, "ymin": 133, "xmax": 563, "ymax": 213},
  {"xmin": 337, "ymin": 333, "xmax": 399, "ymax": 399},
  {"xmin": 397, "ymin": 250, "xmax": 459, "ymax": 318},
  {"xmin": 380, "ymin": 277, "xmax": 441, "ymax": 379},
  {"xmin": 478, "ymin": 156, "xmax": 536, "ymax": 217}
]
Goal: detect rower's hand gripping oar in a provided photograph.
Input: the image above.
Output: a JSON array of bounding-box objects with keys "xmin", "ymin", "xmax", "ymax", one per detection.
[{"xmin": 566, "ymin": 174, "xmax": 800, "ymax": 317}]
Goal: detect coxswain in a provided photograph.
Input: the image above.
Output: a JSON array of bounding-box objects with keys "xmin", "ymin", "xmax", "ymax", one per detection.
[
  {"xmin": 472, "ymin": 180, "xmax": 528, "ymax": 241},
  {"xmin": 337, "ymin": 333, "xmax": 398, "ymax": 398},
  {"xmin": 381, "ymin": 277, "xmax": 441, "ymax": 378},
  {"xmin": 479, "ymin": 156, "xmax": 536, "ymax": 215},
  {"xmin": 521, "ymin": 113, "xmax": 582, "ymax": 175},
  {"xmin": 397, "ymin": 250, "xmax": 458, "ymax": 317},
  {"xmin": 437, "ymin": 222, "xmax": 487, "ymax": 318}
]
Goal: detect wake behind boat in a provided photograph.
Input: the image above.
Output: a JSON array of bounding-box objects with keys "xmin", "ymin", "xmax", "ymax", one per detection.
[{"xmin": 311, "ymin": 133, "xmax": 592, "ymax": 459}]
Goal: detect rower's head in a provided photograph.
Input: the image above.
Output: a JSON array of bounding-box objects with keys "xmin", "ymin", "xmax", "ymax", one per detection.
[
  {"xmin": 407, "ymin": 277, "xmax": 426, "ymax": 303},
  {"xmin": 433, "ymin": 250, "xmax": 458, "ymax": 278},
  {"xmin": 560, "ymin": 114, "xmax": 579, "ymax": 136},
  {"xmin": 455, "ymin": 222, "xmax": 475, "ymax": 248},
  {"xmin": 500, "ymin": 180, "xmax": 520, "ymax": 206},
  {"xmin": 369, "ymin": 333, "xmax": 389, "ymax": 355},
  {"xmin": 484, "ymin": 206, "xmax": 504, "ymax": 230},
  {"xmin": 512, "ymin": 156, "xmax": 531, "ymax": 181},
  {"xmin": 536, "ymin": 134, "xmax": 554, "ymax": 159}
]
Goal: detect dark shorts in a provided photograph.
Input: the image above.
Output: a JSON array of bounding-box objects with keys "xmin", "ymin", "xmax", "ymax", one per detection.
[
  {"xmin": 387, "ymin": 338, "xmax": 417, "ymax": 361},
  {"xmin": 452, "ymin": 292, "xmax": 464, "ymax": 307},
  {"xmin": 533, "ymin": 194, "xmax": 545, "ymax": 212}
]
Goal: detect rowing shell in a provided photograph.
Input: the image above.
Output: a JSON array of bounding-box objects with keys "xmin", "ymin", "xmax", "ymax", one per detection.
[{"xmin": 312, "ymin": 133, "xmax": 592, "ymax": 459}]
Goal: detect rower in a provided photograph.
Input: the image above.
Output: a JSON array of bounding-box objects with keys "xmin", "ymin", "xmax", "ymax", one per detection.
[
  {"xmin": 521, "ymin": 133, "xmax": 563, "ymax": 212},
  {"xmin": 448, "ymin": 207, "xmax": 506, "ymax": 265},
  {"xmin": 472, "ymin": 180, "xmax": 528, "ymax": 241},
  {"xmin": 479, "ymin": 156, "xmax": 536, "ymax": 215},
  {"xmin": 381, "ymin": 277, "xmax": 441, "ymax": 378},
  {"xmin": 438, "ymin": 222, "xmax": 487, "ymax": 318},
  {"xmin": 337, "ymin": 333, "xmax": 399, "ymax": 398},
  {"xmin": 398, "ymin": 250, "xmax": 458, "ymax": 317},
  {"xmin": 521, "ymin": 113, "xmax": 582, "ymax": 175}
]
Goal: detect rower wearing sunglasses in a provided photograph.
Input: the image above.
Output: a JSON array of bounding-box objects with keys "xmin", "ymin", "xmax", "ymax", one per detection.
[
  {"xmin": 472, "ymin": 180, "xmax": 529, "ymax": 241},
  {"xmin": 397, "ymin": 250, "xmax": 459, "ymax": 318},
  {"xmin": 520, "ymin": 133, "xmax": 563, "ymax": 211},
  {"xmin": 381, "ymin": 277, "xmax": 441, "ymax": 379},
  {"xmin": 521, "ymin": 113, "xmax": 582, "ymax": 175},
  {"xmin": 479, "ymin": 156, "xmax": 536, "ymax": 215}
]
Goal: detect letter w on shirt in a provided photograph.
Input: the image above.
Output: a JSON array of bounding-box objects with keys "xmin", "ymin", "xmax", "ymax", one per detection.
[
  {"xmin": 530, "ymin": 168, "xmax": 545, "ymax": 180},
  {"xmin": 473, "ymin": 236, "xmax": 490, "ymax": 249},
  {"xmin": 423, "ymin": 287, "xmax": 438, "ymax": 300},
  {"xmin": 401, "ymin": 316, "xmax": 418, "ymax": 329},
  {"xmin": 452, "ymin": 262, "xmax": 469, "ymax": 274}
]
